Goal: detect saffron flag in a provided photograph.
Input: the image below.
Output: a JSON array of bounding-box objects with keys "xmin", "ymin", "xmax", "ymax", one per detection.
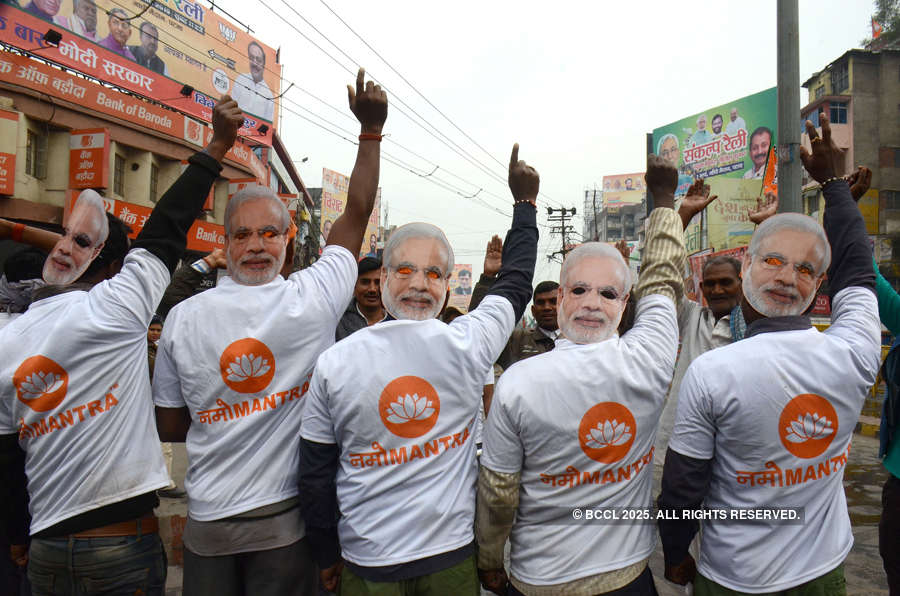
[
  {"xmin": 873, "ymin": 18, "xmax": 883, "ymax": 39},
  {"xmin": 762, "ymin": 145, "xmax": 777, "ymax": 197}
]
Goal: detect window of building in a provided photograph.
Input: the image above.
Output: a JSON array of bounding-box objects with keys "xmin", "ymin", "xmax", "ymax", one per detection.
[
  {"xmin": 884, "ymin": 190, "xmax": 900, "ymax": 210},
  {"xmin": 895, "ymin": 148, "xmax": 900, "ymax": 168},
  {"xmin": 114, "ymin": 154, "xmax": 125, "ymax": 196},
  {"xmin": 25, "ymin": 129, "xmax": 48, "ymax": 179},
  {"xmin": 801, "ymin": 110, "xmax": 820, "ymax": 133},
  {"xmin": 829, "ymin": 101, "xmax": 848, "ymax": 124},
  {"xmin": 815, "ymin": 85, "xmax": 825, "ymax": 99},
  {"xmin": 830, "ymin": 61, "xmax": 849, "ymax": 92},
  {"xmin": 150, "ymin": 163, "xmax": 159, "ymax": 202}
]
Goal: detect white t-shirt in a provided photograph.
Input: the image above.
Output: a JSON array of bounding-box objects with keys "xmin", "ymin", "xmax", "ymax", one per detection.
[
  {"xmin": 670, "ymin": 286, "xmax": 880, "ymax": 593},
  {"xmin": 300, "ymin": 295, "xmax": 515, "ymax": 567},
  {"xmin": 153, "ymin": 245, "xmax": 356, "ymax": 521},
  {"xmin": 482, "ymin": 295, "xmax": 678, "ymax": 586},
  {"xmin": 0, "ymin": 249, "xmax": 170, "ymax": 534}
]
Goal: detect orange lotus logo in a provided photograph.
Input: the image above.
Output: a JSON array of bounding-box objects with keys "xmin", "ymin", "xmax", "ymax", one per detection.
[
  {"xmin": 14, "ymin": 356, "xmax": 69, "ymax": 412},
  {"xmin": 378, "ymin": 376, "xmax": 440, "ymax": 439},
  {"xmin": 779, "ymin": 394, "xmax": 837, "ymax": 459},
  {"xmin": 80, "ymin": 135, "xmax": 91, "ymax": 147},
  {"xmin": 578, "ymin": 402, "xmax": 636, "ymax": 463},
  {"xmin": 219, "ymin": 338, "xmax": 275, "ymax": 393}
]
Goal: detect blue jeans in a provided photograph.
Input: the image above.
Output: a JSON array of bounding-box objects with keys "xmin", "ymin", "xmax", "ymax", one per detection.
[{"xmin": 27, "ymin": 533, "xmax": 166, "ymax": 596}]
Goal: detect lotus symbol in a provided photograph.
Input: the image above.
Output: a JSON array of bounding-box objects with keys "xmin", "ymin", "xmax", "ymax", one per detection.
[
  {"xmin": 584, "ymin": 419, "xmax": 632, "ymax": 449},
  {"xmin": 225, "ymin": 354, "xmax": 271, "ymax": 382},
  {"xmin": 385, "ymin": 394, "xmax": 435, "ymax": 424},
  {"xmin": 18, "ymin": 371, "xmax": 64, "ymax": 400},
  {"xmin": 784, "ymin": 412, "xmax": 833, "ymax": 443}
]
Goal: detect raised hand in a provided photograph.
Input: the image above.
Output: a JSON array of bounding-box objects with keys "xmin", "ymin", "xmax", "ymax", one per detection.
[
  {"xmin": 348, "ymin": 68, "xmax": 388, "ymax": 135},
  {"xmin": 206, "ymin": 95, "xmax": 244, "ymax": 162},
  {"xmin": 677, "ymin": 178, "xmax": 718, "ymax": 230},
  {"xmin": 799, "ymin": 111, "xmax": 845, "ymax": 184},
  {"xmin": 645, "ymin": 154, "xmax": 678, "ymax": 210},
  {"xmin": 508, "ymin": 143, "xmax": 539, "ymax": 203},
  {"xmin": 748, "ymin": 191, "xmax": 778, "ymax": 225},
  {"xmin": 615, "ymin": 239, "xmax": 631, "ymax": 263},
  {"xmin": 845, "ymin": 166, "xmax": 872, "ymax": 202},
  {"xmin": 483, "ymin": 235, "xmax": 503, "ymax": 277}
]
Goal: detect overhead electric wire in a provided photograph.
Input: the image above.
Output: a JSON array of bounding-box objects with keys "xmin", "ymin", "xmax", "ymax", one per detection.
[
  {"xmin": 313, "ymin": 0, "xmax": 566, "ymax": 210},
  {"xmin": 94, "ymin": 0, "xmax": 518, "ymax": 215}
]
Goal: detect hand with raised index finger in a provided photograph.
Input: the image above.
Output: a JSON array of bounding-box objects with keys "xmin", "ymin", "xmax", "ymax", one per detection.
[
  {"xmin": 508, "ymin": 143, "xmax": 539, "ymax": 204},
  {"xmin": 206, "ymin": 94, "xmax": 245, "ymax": 161},
  {"xmin": 348, "ymin": 67, "xmax": 388, "ymax": 134},
  {"xmin": 799, "ymin": 111, "xmax": 844, "ymax": 184}
]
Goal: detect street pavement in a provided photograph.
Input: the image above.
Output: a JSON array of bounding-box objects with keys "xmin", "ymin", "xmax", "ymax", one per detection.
[{"xmin": 157, "ymin": 433, "xmax": 890, "ymax": 595}]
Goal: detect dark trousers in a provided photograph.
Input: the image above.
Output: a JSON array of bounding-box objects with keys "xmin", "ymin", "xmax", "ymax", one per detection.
[
  {"xmin": 508, "ymin": 566, "xmax": 658, "ymax": 596},
  {"xmin": 183, "ymin": 537, "xmax": 317, "ymax": 596},
  {"xmin": 27, "ymin": 533, "xmax": 166, "ymax": 596},
  {"xmin": 881, "ymin": 474, "xmax": 900, "ymax": 595}
]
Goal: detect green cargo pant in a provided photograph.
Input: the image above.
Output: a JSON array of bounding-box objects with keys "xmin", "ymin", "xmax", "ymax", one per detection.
[
  {"xmin": 694, "ymin": 564, "xmax": 846, "ymax": 596},
  {"xmin": 338, "ymin": 554, "xmax": 479, "ymax": 596}
]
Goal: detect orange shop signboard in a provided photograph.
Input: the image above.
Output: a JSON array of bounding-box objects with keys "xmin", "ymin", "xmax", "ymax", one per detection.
[
  {"xmin": 88, "ymin": 196, "xmax": 226, "ymax": 253},
  {"xmin": 69, "ymin": 129, "xmax": 110, "ymax": 189}
]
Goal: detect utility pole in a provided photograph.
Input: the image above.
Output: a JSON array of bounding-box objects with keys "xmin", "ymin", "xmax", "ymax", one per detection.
[
  {"xmin": 547, "ymin": 206, "xmax": 577, "ymax": 262},
  {"xmin": 592, "ymin": 187, "xmax": 600, "ymax": 241},
  {"xmin": 777, "ymin": 0, "xmax": 802, "ymax": 213}
]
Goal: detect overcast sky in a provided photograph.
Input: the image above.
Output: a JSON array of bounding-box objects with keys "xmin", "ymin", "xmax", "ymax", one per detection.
[{"xmin": 211, "ymin": 0, "xmax": 876, "ymax": 283}]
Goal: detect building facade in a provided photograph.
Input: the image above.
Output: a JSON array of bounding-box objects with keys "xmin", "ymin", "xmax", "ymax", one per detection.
[{"xmin": 801, "ymin": 48, "xmax": 900, "ymax": 286}]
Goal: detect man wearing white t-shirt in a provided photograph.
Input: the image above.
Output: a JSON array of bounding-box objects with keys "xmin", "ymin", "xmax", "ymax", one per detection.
[
  {"xmin": 659, "ymin": 113, "xmax": 881, "ymax": 594},
  {"xmin": 476, "ymin": 154, "xmax": 686, "ymax": 596},
  {"xmin": 0, "ymin": 97, "xmax": 245, "ymax": 594},
  {"xmin": 152, "ymin": 69, "xmax": 386, "ymax": 596},
  {"xmin": 299, "ymin": 144, "xmax": 539, "ymax": 595}
]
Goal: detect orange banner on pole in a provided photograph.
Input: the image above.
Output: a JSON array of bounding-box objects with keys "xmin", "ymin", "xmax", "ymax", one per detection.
[
  {"xmin": 69, "ymin": 128, "xmax": 110, "ymax": 189},
  {"xmin": 762, "ymin": 145, "xmax": 777, "ymax": 196},
  {"xmin": 0, "ymin": 109, "xmax": 17, "ymax": 195}
]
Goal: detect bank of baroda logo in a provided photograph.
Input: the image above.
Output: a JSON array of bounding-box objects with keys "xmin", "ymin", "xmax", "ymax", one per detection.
[
  {"xmin": 578, "ymin": 402, "xmax": 636, "ymax": 463},
  {"xmin": 14, "ymin": 356, "xmax": 69, "ymax": 412},
  {"xmin": 379, "ymin": 376, "xmax": 441, "ymax": 439},
  {"xmin": 779, "ymin": 393, "xmax": 837, "ymax": 459},
  {"xmin": 219, "ymin": 338, "xmax": 276, "ymax": 393}
]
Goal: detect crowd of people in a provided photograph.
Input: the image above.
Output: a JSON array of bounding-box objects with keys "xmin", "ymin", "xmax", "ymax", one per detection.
[{"xmin": 0, "ymin": 68, "xmax": 896, "ymax": 596}]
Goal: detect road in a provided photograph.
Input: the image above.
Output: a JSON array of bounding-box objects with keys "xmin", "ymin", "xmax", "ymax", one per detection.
[{"xmin": 157, "ymin": 433, "xmax": 890, "ymax": 595}]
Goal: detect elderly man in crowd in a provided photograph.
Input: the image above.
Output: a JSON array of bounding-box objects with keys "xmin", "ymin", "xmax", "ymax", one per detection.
[
  {"xmin": 151, "ymin": 69, "xmax": 386, "ymax": 596},
  {"xmin": 336, "ymin": 256, "xmax": 386, "ymax": 341},
  {"xmin": 659, "ymin": 113, "xmax": 881, "ymax": 594},
  {"xmin": 476, "ymin": 154, "xmax": 685, "ymax": 596},
  {"xmin": 299, "ymin": 143, "xmax": 538, "ymax": 595},
  {"xmin": 470, "ymin": 235, "xmax": 560, "ymax": 370},
  {"xmin": 0, "ymin": 96, "xmax": 244, "ymax": 595}
]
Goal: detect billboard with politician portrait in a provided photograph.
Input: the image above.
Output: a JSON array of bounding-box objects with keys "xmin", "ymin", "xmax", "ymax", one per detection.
[
  {"xmin": 1, "ymin": 0, "xmax": 282, "ymax": 143},
  {"xmin": 653, "ymin": 87, "xmax": 776, "ymax": 252},
  {"xmin": 601, "ymin": 172, "xmax": 644, "ymax": 209},
  {"xmin": 320, "ymin": 168, "xmax": 381, "ymax": 259}
]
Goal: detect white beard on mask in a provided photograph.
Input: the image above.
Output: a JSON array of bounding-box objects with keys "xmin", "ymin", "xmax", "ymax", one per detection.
[
  {"xmin": 558, "ymin": 306, "xmax": 623, "ymax": 345},
  {"xmin": 743, "ymin": 267, "xmax": 816, "ymax": 318},
  {"xmin": 382, "ymin": 279, "xmax": 442, "ymax": 321}
]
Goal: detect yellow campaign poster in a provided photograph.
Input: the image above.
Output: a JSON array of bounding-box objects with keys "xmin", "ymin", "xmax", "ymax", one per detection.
[
  {"xmin": 858, "ymin": 189, "xmax": 879, "ymax": 235},
  {"xmin": 320, "ymin": 168, "xmax": 380, "ymax": 259},
  {"xmin": 602, "ymin": 173, "xmax": 644, "ymax": 209},
  {"xmin": 705, "ymin": 179, "xmax": 762, "ymax": 250}
]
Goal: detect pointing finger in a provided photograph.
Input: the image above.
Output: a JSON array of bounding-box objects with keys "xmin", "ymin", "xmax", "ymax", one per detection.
[
  {"xmin": 510, "ymin": 143, "xmax": 519, "ymax": 169},
  {"xmin": 356, "ymin": 68, "xmax": 365, "ymax": 97},
  {"xmin": 820, "ymin": 111, "xmax": 832, "ymax": 144}
]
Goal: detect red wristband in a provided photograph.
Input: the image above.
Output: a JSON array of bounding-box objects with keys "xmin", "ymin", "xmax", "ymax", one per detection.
[
  {"xmin": 514, "ymin": 199, "xmax": 537, "ymax": 208},
  {"xmin": 11, "ymin": 222, "xmax": 25, "ymax": 243},
  {"xmin": 359, "ymin": 133, "xmax": 383, "ymax": 142}
]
